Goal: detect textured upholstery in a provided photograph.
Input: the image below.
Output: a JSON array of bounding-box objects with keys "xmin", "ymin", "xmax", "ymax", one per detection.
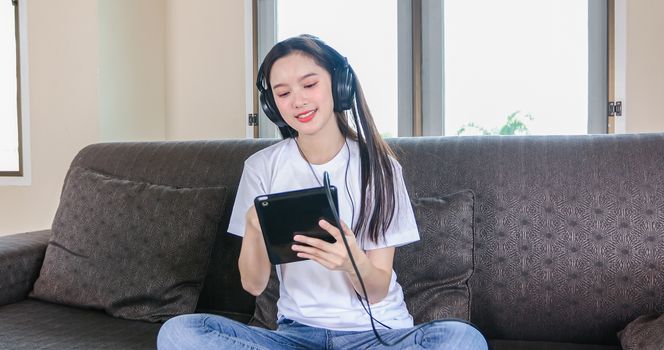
[
  {"xmin": 31, "ymin": 166, "xmax": 228, "ymax": 321},
  {"xmin": 0, "ymin": 299, "xmax": 251, "ymax": 350},
  {"xmin": 0, "ymin": 299, "xmax": 161, "ymax": 350},
  {"xmin": 0, "ymin": 230, "xmax": 50, "ymax": 306},
  {"xmin": 2, "ymin": 133, "xmax": 663, "ymax": 348},
  {"xmin": 490, "ymin": 340, "xmax": 621, "ymax": 350},
  {"xmin": 389, "ymin": 134, "xmax": 664, "ymax": 345},
  {"xmin": 247, "ymin": 265, "xmax": 280, "ymax": 330},
  {"xmin": 394, "ymin": 190, "xmax": 475, "ymax": 323},
  {"xmin": 66, "ymin": 140, "xmax": 275, "ymax": 317},
  {"xmin": 618, "ymin": 313, "xmax": 664, "ymax": 349}
]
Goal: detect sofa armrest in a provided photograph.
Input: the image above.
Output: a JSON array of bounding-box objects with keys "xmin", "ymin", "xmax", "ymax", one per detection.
[{"xmin": 0, "ymin": 230, "xmax": 50, "ymax": 306}]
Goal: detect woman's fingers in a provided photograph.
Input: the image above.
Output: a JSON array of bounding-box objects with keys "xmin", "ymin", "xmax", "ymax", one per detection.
[
  {"xmin": 319, "ymin": 219, "xmax": 355, "ymax": 240},
  {"xmin": 293, "ymin": 219, "xmax": 361, "ymax": 272},
  {"xmin": 318, "ymin": 219, "xmax": 342, "ymax": 239},
  {"xmin": 293, "ymin": 244, "xmax": 342, "ymax": 267},
  {"xmin": 339, "ymin": 221, "xmax": 353, "ymax": 236},
  {"xmin": 293, "ymin": 234, "xmax": 333, "ymax": 250},
  {"xmin": 293, "ymin": 218, "xmax": 353, "ymax": 248},
  {"xmin": 292, "ymin": 243, "xmax": 332, "ymax": 259}
]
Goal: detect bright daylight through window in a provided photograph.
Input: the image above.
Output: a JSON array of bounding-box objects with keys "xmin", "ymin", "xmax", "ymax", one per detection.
[
  {"xmin": 277, "ymin": 0, "xmax": 398, "ymax": 137},
  {"xmin": 0, "ymin": 0, "xmax": 20, "ymax": 173},
  {"xmin": 444, "ymin": 0, "xmax": 588, "ymax": 136},
  {"xmin": 275, "ymin": 0, "xmax": 591, "ymax": 137}
]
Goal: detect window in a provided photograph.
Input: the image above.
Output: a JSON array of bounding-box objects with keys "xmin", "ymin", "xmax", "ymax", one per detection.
[
  {"xmin": 255, "ymin": 0, "xmax": 608, "ymax": 137},
  {"xmin": 437, "ymin": 0, "xmax": 607, "ymax": 136},
  {"xmin": 0, "ymin": 0, "xmax": 22, "ymax": 176}
]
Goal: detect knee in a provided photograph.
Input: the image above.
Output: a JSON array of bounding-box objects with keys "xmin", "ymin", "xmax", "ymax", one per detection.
[
  {"xmin": 157, "ymin": 314, "xmax": 206, "ymax": 350},
  {"xmin": 421, "ymin": 320, "xmax": 488, "ymax": 350}
]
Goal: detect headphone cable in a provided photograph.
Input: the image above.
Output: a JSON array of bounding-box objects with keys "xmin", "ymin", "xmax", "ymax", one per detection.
[
  {"xmin": 322, "ymin": 171, "xmax": 395, "ymax": 346},
  {"xmin": 292, "ymin": 134, "xmax": 417, "ymax": 346}
]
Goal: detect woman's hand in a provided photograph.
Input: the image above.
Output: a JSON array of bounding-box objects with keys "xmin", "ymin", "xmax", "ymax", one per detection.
[
  {"xmin": 291, "ymin": 219, "xmax": 368, "ymax": 275},
  {"xmin": 292, "ymin": 219, "xmax": 394, "ymax": 304}
]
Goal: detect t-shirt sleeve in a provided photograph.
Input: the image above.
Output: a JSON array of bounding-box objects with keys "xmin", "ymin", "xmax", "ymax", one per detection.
[
  {"xmin": 361, "ymin": 160, "xmax": 420, "ymax": 250},
  {"xmin": 227, "ymin": 160, "xmax": 267, "ymax": 237}
]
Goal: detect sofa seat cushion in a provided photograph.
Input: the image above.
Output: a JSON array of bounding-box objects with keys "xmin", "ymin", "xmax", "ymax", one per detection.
[
  {"xmin": 0, "ymin": 299, "xmax": 253, "ymax": 350},
  {"xmin": 0, "ymin": 299, "xmax": 161, "ymax": 350},
  {"xmin": 30, "ymin": 166, "xmax": 227, "ymax": 322},
  {"xmin": 490, "ymin": 339, "xmax": 621, "ymax": 350}
]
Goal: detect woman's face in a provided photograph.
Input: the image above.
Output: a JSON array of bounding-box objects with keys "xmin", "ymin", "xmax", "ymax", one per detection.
[{"xmin": 269, "ymin": 52, "xmax": 338, "ymax": 138}]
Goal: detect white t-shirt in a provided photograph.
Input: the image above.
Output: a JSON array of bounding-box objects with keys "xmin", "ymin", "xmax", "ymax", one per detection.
[{"xmin": 227, "ymin": 138, "xmax": 420, "ymax": 331}]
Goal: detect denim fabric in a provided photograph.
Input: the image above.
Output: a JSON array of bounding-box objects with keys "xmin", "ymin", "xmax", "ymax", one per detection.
[{"xmin": 157, "ymin": 314, "xmax": 488, "ymax": 350}]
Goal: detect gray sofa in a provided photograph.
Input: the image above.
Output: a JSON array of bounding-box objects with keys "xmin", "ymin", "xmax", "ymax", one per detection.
[{"xmin": 2, "ymin": 134, "xmax": 663, "ymax": 350}]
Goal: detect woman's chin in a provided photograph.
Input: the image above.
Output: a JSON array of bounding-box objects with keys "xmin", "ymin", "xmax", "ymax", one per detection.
[
  {"xmin": 287, "ymin": 123, "xmax": 319, "ymax": 137},
  {"xmin": 292, "ymin": 128, "xmax": 318, "ymax": 138}
]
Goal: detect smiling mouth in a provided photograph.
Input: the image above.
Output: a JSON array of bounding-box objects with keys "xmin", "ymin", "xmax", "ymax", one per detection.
[{"xmin": 295, "ymin": 109, "xmax": 317, "ymax": 123}]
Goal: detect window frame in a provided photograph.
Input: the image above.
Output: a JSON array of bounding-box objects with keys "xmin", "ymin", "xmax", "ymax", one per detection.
[
  {"xmin": 255, "ymin": 0, "xmax": 278, "ymax": 139},
  {"xmin": 588, "ymin": 0, "xmax": 609, "ymax": 134},
  {"xmin": 252, "ymin": 0, "xmax": 610, "ymax": 138},
  {"xmin": 0, "ymin": 0, "xmax": 31, "ymax": 185}
]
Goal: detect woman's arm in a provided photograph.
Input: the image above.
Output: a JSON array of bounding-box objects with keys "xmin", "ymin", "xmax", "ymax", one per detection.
[
  {"xmin": 238, "ymin": 205, "xmax": 272, "ymax": 296},
  {"xmin": 346, "ymin": 246, "xmax": 394, "ymax": 304},
  {"xmin": 291, "ymin": 220, "xmax": 394, "ymax": 304}
]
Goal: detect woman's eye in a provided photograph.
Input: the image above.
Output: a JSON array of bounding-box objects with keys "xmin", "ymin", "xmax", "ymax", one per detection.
[
  {"xmin": 304, "ymin": 82, "xmax": 318, "ymax": 88},
  {"xmin": 277, "ymin": 92, "xmax": 290, "ymax": 98}
]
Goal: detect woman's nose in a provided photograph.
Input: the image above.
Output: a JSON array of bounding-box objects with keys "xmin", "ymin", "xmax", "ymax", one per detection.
[{"xmin": 293, "ymin": 90, "xmax": 309, "ymax": 108}]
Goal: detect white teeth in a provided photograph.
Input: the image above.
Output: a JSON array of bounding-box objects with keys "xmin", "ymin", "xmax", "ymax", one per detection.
[{"xmin": 297, "ymin": 110, "xmax": 315, "ymax": 119}]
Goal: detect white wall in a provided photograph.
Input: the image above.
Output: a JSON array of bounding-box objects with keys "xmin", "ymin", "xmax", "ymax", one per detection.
[
  {"xmin": 0, "ymin": 0, "xmax": 100, "ymax": 236},
  {"xmin": 624, "ymin": 0, "xmax": 664, "ymax": 133},
  {"xmin": 99, "ymin": 0, "xmax": 166, "ymax": 142},
  {"xmin": 0, "ymin": 0, "xmax": 249, "ymax": 236},
  {"xmin": 165, "ymin": 0, "xmax": 247, "ymax": 140},
  {"xmin": 98, "ymin": 0, "xmax": 249, "ymax": 143}
]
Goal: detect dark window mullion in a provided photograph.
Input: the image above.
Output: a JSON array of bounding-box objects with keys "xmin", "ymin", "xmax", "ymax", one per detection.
[
  {"xmin": 14, "ymin": 0, "xmax": 23, "ymax": 176},
  {"xmin": 0, "ymin": 0, "xmax": 22, "ymax": 177},
  {"xmin": 588, "ymin": 0, "xmax": 609, "ymax": 134}
]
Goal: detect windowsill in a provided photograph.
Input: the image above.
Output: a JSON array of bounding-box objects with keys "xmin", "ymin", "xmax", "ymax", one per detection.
[{"xmin": 0, "ymin": 175, "xmax": 31, "ymax": 186}]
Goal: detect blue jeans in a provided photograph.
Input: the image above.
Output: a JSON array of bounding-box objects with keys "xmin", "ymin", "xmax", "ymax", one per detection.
[{"xmin": 157, "ymin": 314, "xmax": 489, "ymax": 350}]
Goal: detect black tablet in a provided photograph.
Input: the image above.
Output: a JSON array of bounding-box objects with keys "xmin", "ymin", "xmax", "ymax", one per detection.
[{"xmin": 254, "ymin": 186, "xmax": 339, "ymax": 265}]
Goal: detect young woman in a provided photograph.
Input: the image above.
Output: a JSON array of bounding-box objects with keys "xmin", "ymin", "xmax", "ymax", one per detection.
[{"xmin": 158, "ymin": 35, "xmax": 488, "ymax": 350}]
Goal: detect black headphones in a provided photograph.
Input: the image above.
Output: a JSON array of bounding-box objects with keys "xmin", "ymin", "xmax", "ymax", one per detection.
[{"xmin": 256, "ymin": 38, "xmax": 356, "ymax": 128}]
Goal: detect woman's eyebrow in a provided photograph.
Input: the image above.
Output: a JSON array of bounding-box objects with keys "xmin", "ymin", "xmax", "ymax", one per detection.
[{"xmin": 272, "ymin": 73, "xmax": 318, "ymax": 89}]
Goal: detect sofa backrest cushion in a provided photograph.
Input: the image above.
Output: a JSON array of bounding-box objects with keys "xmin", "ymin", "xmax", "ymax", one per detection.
[
  {"xmin": 390, "ymin": 134, "xmax": 664, "ymax": 344},
  {"xmin": 31, "ymin": 166, "xmax": 227, "ymax": 322},
  {"xmin": 394, "ymin": 190, "xmax": 475, "ymax": 324},
  {"xmin": 65, "ymin": 140, "xmax": 277, "ymax": 318}
]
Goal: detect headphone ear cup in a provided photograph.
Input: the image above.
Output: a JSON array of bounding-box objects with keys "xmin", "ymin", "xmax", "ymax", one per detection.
[
  {"xmin": 333, "ymin": 64, "xmax": 355, "ymax": 112},
  {"xmin": 260, "ymin": 89, "xmax": 286, "ymax": 127}
]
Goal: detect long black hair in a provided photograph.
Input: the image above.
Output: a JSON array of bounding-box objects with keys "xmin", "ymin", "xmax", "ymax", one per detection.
[{"xmin": 257, "ymin": 34, "xmax": 397, "ymax": 245}]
